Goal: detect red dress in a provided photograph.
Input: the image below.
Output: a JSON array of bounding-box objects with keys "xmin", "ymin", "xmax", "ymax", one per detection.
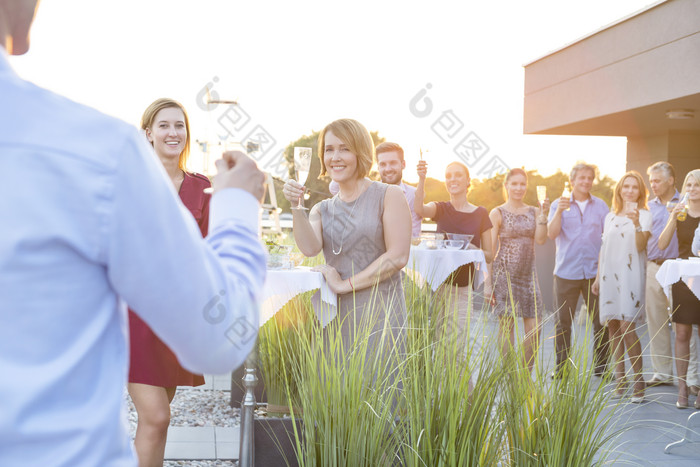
[{"xmin": 128, "ymin": 172, "xmax": 211, "ymax": 387}]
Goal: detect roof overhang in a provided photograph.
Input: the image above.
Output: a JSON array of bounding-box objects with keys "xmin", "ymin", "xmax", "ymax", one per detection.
[{"xmin": 523, "ymin": 0, "xmax": 700, "ymax": 137}]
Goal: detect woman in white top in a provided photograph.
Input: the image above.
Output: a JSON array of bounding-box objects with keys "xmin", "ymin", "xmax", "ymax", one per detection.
[{"xmin": 593, "ymin": 171, "xmax": 651, "ymax": 402}]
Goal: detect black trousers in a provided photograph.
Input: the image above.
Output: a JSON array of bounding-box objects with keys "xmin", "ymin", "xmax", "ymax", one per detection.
[{"xmin": 553, "ymin": 276, "xmax": 610, "ymax": 371}]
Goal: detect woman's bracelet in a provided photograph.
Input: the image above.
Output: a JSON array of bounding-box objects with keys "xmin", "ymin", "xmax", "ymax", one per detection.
[
  {"xmin": 348, "ymin": 277, "xmax": 354, "ymax": 291},
  {"xmin": 537, "ymin": 215, "xmax": 547, "ymax": 225}
]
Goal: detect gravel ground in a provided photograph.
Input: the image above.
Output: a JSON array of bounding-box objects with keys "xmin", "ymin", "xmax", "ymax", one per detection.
[
  {"xmin": 126, "ymin": 386, "xmax": 241, "ymax": 466},
  {"xmin": 126, "ymin": 387, "xmax": 240, "ymax": 436}
]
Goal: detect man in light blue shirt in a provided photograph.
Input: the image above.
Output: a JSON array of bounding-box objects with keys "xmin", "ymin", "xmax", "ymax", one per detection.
[
  {"xmin": 548, "ymin": 162, "xmax": 611, "ymax": 376},
  {"xmin": 0, "ymin": 2, "xmax": 267, "ymax": 465},
  {"xmin": 643, "ymin": 162, "xmax": 699, "ymax": 388}
]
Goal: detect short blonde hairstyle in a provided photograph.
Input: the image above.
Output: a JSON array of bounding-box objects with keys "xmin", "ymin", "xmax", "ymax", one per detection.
[
  {"xmin": 570, "ymin": 162, "xmax": 598, "ymax": 183},
  {"xmin": 612, "ymin": 170, "xmax": 648, "ymax": 214},
  {"xmin": 141, "ymin": 98, "xmax": 191, "ymax": 171},
  {"xmin": 680, "ymin": 169, "xmax": 700, "ymax": 198},
  {"xmin": 318, "ymin": 119, "xmax": 374, "ymax": 179}
]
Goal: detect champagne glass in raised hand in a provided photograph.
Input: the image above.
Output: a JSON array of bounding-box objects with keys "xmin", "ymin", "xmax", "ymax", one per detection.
[
  {"xmin": 536, "ymin": 185, "xmax": 547, "ymax": 208},
  {"xmin": 293, "ymin": 147, "xmax": 312, "ymax": 210}
]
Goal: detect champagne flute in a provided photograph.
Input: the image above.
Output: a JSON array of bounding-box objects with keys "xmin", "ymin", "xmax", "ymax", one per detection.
[
  {"xmin": 203, "ymin": 140, "xmax": 246, "ymax": 194},
  {"xmin": 536, "ymin": 185, "xmax": 547, "ymax": 208},
  {"xmin": 293, "ymin": 147, "xmax": 312, "ymax": 210}
]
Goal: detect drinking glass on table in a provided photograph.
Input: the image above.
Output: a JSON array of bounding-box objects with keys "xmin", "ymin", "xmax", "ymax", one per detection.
[
  {"xmin": 293, "ymin": 147, "xmax": 312, "ymax": 210},
  {"xmin": 536, "ymin": 186, "xmax": 547, "ymax": 208}
]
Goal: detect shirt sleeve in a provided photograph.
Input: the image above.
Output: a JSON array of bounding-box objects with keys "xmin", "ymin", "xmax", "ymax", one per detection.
[
  {"xmin": 640, "ymin": 209, "xmax": 652, "ymax": 233},
  {"xmin": 105, "ymin": 129, "xmax": 266, "ymax": 374},
  {"xmin": 548, "ymin": 199, "xmax": 558, "ymax": 222}
]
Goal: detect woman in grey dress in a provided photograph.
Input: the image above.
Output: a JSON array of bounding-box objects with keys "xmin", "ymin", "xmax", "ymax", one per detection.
[{"xmin": 282, "ymin": 118, "xmax": 411, "ymax": 351}]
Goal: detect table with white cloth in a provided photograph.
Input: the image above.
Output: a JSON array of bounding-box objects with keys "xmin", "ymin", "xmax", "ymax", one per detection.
[
  {"xmin": 261, "ymin": 266, "xmax": 337, "ymax": 327},
  {"xmin": 406, "ymin": 246, "xmax": 488, "ymax": 291},
  {"xmin": 655, "ymin": 258, "xmax": 700, "ymax": 301}
]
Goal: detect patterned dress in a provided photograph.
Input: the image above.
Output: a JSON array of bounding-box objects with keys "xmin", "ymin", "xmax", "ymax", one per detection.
[
  {"xmin": 598, "ymin": 209, "xmax": 652, "ymax": 324},
  {"xmin": 492, "ymin": 207, "xmax": 543, "ymax": 318}
]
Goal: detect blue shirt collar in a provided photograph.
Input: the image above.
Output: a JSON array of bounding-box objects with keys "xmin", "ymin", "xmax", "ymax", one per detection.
[{"xmin": 649, "ymin": 190, "xmax": 680, "ymax": 205}]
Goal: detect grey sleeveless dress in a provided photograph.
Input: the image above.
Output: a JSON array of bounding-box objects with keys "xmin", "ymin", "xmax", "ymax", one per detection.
[{"xmin": 318, "ymin": 182, "xmax": 407, "ymax": 349}]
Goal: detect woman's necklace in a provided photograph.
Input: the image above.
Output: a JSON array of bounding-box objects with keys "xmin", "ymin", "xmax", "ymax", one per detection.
[{"xmin": 330, "ymin": 186, "xmax": 363, "ymax": 255}]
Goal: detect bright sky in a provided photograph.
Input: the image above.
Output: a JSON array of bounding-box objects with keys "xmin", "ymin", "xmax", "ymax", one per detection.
[{"xmin": 10, "ymin": 0, "xmax": 657, "ymax": 182}]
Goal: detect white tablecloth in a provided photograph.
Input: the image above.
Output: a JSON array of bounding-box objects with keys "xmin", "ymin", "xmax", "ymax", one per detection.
[
  {"xmin": 406, "ymin": 247, "xmax": 487, "ymax": 291},
  {"xmin": 261, "ymin": 267, "xmax": 337, "ymax": 327},
  {"xmin": 656, "ymin": 259, "xmax": 700, "ymax": 301}
]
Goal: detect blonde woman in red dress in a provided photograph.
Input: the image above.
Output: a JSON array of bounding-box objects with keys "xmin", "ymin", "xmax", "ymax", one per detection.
[{"xmin": 128, "ymin": 98, "xmax": 211, "ymax": 466}]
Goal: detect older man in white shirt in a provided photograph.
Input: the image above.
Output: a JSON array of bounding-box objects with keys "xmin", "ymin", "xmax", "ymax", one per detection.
[{"xmin": 0, "ymin": 2, "xmax": 267, "ymax": 465}]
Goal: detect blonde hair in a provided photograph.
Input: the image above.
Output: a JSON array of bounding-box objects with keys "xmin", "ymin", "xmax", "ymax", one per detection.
[
  {"xmin": 141, "ymin": 98, "xmax": 191, "ymax": 171},
  {"xmin": 612, "ymin": 170, "xmax": 648, "ymax": 214},
  {"xmin": 318, "ymin": 119, "xmax": 374, "ymax": 179},
  {"xmin": 570, "ymin": 162, "xmax": 598, "ymax": 183},
  {"xmin": 680, "ymin": 169, "xmax": 700, "ymax": 198}
]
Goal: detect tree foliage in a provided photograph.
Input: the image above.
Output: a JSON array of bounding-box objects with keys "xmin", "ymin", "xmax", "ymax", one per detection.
[
  {"xmin": 403, "ymin": 169, "xmax": 615, "ymax": 215},
  {"xmin": 269, "ymin": 131, "xmax": 615, "ymax": 213}
]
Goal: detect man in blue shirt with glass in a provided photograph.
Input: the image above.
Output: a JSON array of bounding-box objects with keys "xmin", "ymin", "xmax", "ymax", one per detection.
[
  {"xmin": 0, "ymin": 1, "xmax": 267, "ymax": 465},
  {"xmin": 548, "ymin": 162, "xmax": 611, "ymax": 376},
  {"xmin": 645, "ymin": 162, "xmax": 699, "ymax": 389}
]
